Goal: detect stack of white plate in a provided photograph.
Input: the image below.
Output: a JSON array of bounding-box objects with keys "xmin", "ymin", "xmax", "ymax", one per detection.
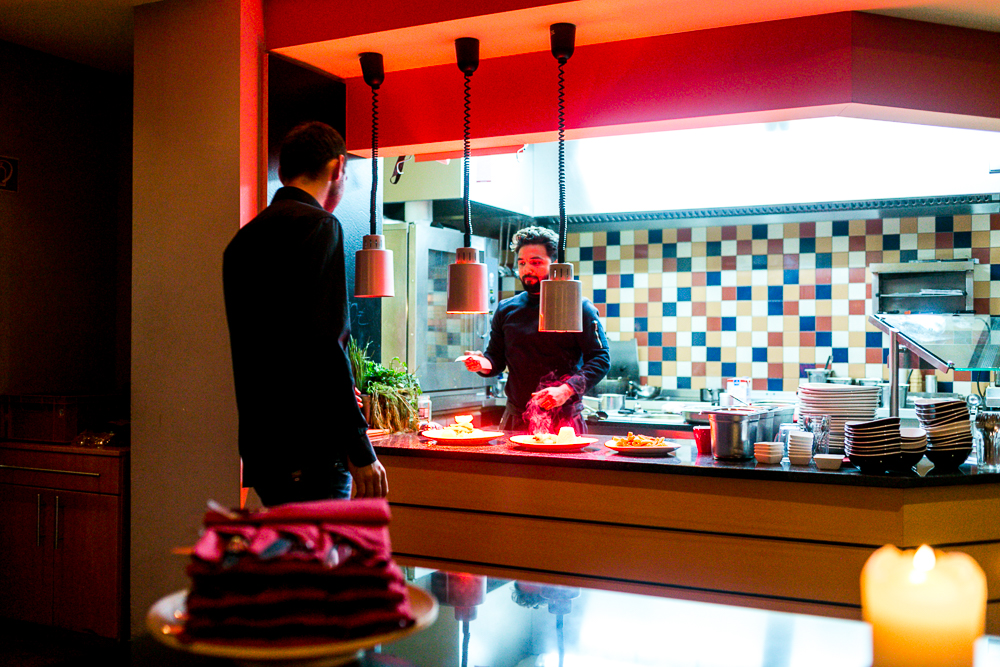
[
  {"xmin": 787, "ymin": 430, "xmax": 814, "ymax": 465},
  {"xmin": 754, "ymin": 441, "xmax": 784, "ymax": 465},
  {"xmin": 843, "ymin": 417, "xmax": 902, "ymax": 472},
  {"xmin": 899, "ymin": 427, "xmax": 928, "ymax": 468},
  {"xmin": 797, "ymin": 383, "xmax": 881, "ymax": 454},
  {"xmin": 913, "ymin": 398, "xmax": 973, "ymax": 471}
]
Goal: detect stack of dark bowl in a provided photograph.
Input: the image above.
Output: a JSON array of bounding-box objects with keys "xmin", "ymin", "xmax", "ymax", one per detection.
[
  {"xmin": 844, "ymin": 417, "xmax": 902, "ymax": 473},
  {"xmin": 914, "ymin": 398, "xmax": 974, "ymax": 471}
]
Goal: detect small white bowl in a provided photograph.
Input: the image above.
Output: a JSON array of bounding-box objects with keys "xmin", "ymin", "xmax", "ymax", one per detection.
[
  {"xmin": 754, "ymin": 451, "xmax": 783, "ymax": 464},
  {"xmin": 814, "ymin": 454, "xmax": 843, "ymax": 470},
  {"xmin": 788, "ymin": 454, "xmax": 812, "ymax": 466}
]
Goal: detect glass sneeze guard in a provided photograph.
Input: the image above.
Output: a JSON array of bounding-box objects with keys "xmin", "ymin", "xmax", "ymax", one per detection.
[{"xmin": 870, "ymin": 314, "xmax": 1000, "ymax": 373}]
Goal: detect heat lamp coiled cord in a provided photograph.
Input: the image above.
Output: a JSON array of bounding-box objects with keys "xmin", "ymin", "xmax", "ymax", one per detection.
[{"xmin": 369, "ymin": 86, "xmax": 379, "ymax": 235}]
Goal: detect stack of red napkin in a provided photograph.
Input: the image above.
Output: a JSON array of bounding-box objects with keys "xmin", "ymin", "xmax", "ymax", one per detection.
[{"xmin": 182, "ymin": 498, "xmax": 414, "ymax": 643}]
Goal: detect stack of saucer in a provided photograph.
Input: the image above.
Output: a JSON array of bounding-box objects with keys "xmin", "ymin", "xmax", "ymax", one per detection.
[
  {"xmin": 787, "ymin": 430, "xmax": 814, "ymax": 465},
  {"xmin": 899, "ymin": 427, "xmax": 928, "ymax": 469},
  {"xmin": 797, "ymin": 383, "xmax": 880, "ymax": 454},
  {"xmin": 754, "ymin": 441, "xmax": 784, "ymax": 465},
  {"xmin": 914, "ymin": 398, "xmax": 973, "ymax": 470},
  {"xmin": 843, "ymin": 418, "xmax": 902, "ymax": 473}
]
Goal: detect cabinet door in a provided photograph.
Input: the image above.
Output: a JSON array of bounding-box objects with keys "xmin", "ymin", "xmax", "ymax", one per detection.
[
  {"xmin": 51, "ymin": 490, "xmax": 121, "ymax": 638},
  {"xmin": 0, "ymin": 484, "xmax": 54, "ymax": 625}
]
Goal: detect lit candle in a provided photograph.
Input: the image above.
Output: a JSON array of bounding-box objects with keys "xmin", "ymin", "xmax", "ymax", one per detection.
[{"xmin": 862, "ymin": 544, "xmax": 987, "ymax": 667}]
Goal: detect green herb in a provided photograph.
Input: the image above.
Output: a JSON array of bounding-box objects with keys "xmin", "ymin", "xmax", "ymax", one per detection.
[{"xmin": 348, "ymin": 337, "xmax": 422, "ymax": 432}]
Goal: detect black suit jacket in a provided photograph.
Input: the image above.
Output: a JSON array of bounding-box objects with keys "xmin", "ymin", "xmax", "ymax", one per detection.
[{"xmin": 223, "ymin": 186, "xmax": 374, "ymax": 487}]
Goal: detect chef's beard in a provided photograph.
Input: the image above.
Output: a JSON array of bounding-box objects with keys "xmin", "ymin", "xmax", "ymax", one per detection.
[{"xmin": 521, "ymin": 276, "xmax": 541, "ymax": 294}]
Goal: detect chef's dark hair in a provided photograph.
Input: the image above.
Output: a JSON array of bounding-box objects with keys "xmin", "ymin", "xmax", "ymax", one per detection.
[
  {"xmin": 510, "ymin": 226, "xmax": 559, "ymax": 261},
  {"xmin": 278, "ymin": 121, "xmax": 346, "ymax": 184}
]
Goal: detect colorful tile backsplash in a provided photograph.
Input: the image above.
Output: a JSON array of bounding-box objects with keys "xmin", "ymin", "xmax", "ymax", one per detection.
[{"xmin": 500, "ymin": 213, "xmax": 1000, "ymax": 395}]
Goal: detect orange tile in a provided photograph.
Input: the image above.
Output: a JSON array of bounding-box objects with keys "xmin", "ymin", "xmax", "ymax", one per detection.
[
  {"xmin": 866, "ymin": 348, "xmax": 884, "ymax": 363},
  {"xmin": 784, "ymin": 301, "xmax": 799, "ymax": 315},
  {"xmin": 768, "ymin": 332, "xmax": 784, "ymax": 347},
  {"xmin": 849, "ymin": 300, "xmax": 866, "ymax": 315},
  {"xmin": 692, "ymin": 301, "xmax": 707, "ymax": 316}
]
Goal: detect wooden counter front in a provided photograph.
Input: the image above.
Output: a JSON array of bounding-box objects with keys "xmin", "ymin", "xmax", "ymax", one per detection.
[{"xmin": 374, "ymin": 432, "xmax": 1000, "ymax": 632}]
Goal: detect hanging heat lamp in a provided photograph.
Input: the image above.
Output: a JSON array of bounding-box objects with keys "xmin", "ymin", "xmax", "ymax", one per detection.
[
  {"xmin": 446, "ymin": 37, "xmax": 490, "ymax": 314},
  {"xmin": 539, "ymin": 23, "xmax": 583, "ymax": 333},
  {"xmin": 354, "ymin": 51, "xmax": 395, "ymax": 298}
]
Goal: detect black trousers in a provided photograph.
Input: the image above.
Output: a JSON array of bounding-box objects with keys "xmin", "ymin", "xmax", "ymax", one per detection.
[{"xmin": 253, "ymin": 462, "xmax": 352, "ymax": 507}]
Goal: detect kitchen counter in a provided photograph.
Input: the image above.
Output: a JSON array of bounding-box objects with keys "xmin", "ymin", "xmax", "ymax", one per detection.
[{"xmin": 374, "ymin": 431, "xmax": 1000, "ymax": 632}]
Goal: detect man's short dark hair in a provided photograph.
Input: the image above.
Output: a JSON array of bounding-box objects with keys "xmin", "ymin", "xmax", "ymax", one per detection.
[
  {"xmin": 278, "ymin": 121, "xmax": 347, "ymax": 183},
  {"xmin": 510, "ymin": 226, "xmax": 559, "ymax": 261}
]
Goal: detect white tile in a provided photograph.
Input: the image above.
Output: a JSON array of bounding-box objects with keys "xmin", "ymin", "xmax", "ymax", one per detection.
[
  {"xmin": 619, "ymin": 317, "xmax": 635, "ymax": 333},
  {"xmin": 866, "ymin": 363, "xmax": 886, "ymax": 379},
  {"xmin": 736, "ymin": 315, "xmax": 753, "ymax": 332},
  {"xmin": 660, "ymin": 269, "xmax": 676, "ymax": 287},
  {"xmin": 736, "ymin": 255, "xmax": 753, "ymax": 271},
  {"xmin": 783, "ymin": 346, "xmax": 799, "ymax": 363},
  {"xmin": 606, "ymin": 245, "xmax": 621, "ymax": 260},
  {"xmin": 831, "ymin": 330, "xmax": 850, "ymax": 347},
  {"xmin": 832, "ymin": 267, "xmax": 849, "ymax": 284},
  {"xmin": 954, "ymin": 248, "xmax": 972, "ymax": 260},
  {"xmin": 647, "ymin": 257, "xmax": 664, "ymax": 274},
  {"xmin": 661, "ymin": 316, "xmax": 677, "ymax": 332},
  {"xmin": 882, "ymin": 218, "xmax": 900, "ymax": 234},
  {"xmin": 813, "ymin": 347, "xmax": 833, "ymax": 365},
  {"xmin": 691, "ymin": 346, "xmax": 707, "ymax": 362},
  {"xmin": 676, "ymin": 242, "xmax": 692, "ymax": 258},
  {"xmin": 917, "ymin": 248, "xmax": 936, "ymax": 260},
  {"xmin": 848, "ymin": 314, "xmax": 867, "ymax": 332},
  {"xmin": 676, "ymin": 361, "xmax": 692, "ymax": 377},
  {"xmin": 991, "ymin": 230, "xmax": 1000, "ymax": 247},
  {"xmin": 830, "ymin": 300, "xmax": 849, "ymax": 317},
  {"xmin": 736, "ymin": 345, "xmax": 753, "ymax": 362},
  {"xmin": 721, "ymin": 301, "xmax": 737, "ymax": 317},
  {"xmin": 848, "ymin": 282, "xmax": 866, "ymax": 300},
  {"xmin": 899, "ymin": 233, "xmax": 918, "ymax": 250},
  {"xmin": 634, "ymin": 272, "xmax": 649, "ymax": 288},
  {"xmin": 798, "ymin": 300, "xmax": 816, "ymax": 316},
  {"xmin": 849, "ymin": 347, "xmax": 866, "ymax": 364},
  {"xmin": 691, "ymin": 227, "xmax": 707, "ymax": 243},
  {"xmin": 706, "ymin": 285, "xmax": 722, "ymax": 302},
  {"xmin": 751, "ymin": 330, "xmax": 769, "ymax": 347},
  {"xmin": 620, "ymin": 288, "xmax": 635, "ymax": 303},
  {"xmin": 691, "ymin": 316, "xmax": 708, "ymax": 333},
  {"xmin": 768, "ymin": 223, "xmax": 784, "ymax": 239},
  {"xmin": 751, "ymin": 361, "xmax": 769, "ymax": 377},
  {"xmin": 592, "ymin": 274, "xmax": 607, "ymax": 290},
  {"xmin": 831, "ymin": 236, "xmax": 850, "ymax": 253},
  {"xmin": 783, "ymin": 238, "xmax": 800, "ymax": 255},
  {"xmin": 815, "ymin": 221, "xmax": 833, "ymax": 237},
  {"xmin": 751, "ymin": 300, "xmax": 768, "ymax": 317},
  {"xmin": 676, "ymin": 302, "xmax": 692, "ymax": 317},
  {"xmin": 578, "ymin": 232, "xmax": 594, "ymax": 247},
  {"xmin": 798, "ymin": 253, "xmax": 816, "ymax": 270},
  {"xmin": 620, "ymin": 230, "xmax": 635, "ymax": 246},
  {"xmin": 917, "ymin": 216, "xmax": 936, "ymax": 233},
  {"xmin": 767, "ymin": 315, "xmax": 784, "ymax": 332},
  {"xmin": 722, "ymin": 240, "xmax": 737, "ymax": 255},
  {"xmin": 691, "ymin": 256, "xmax": 707, "ymax": 272},
  {"xmin": 721, "ymin": 270, "xmax": 738, "ymax": 287},
  {"xmin": 661, "ymin": 376, "xmax": 677, "ymax": 389},
  {"xmin": 620, "ymin": 259, "xmax": 635, "ymax": 275},
  {"xmin": 721, "ymin": 331, "xmax": 737, "ymax": 347},
  {"xmin": 972, "ymin": 214, "xmax": 991, "ymax": 231},
  {"xmin": 751, "ymin": 270, "xmax": 768, "ymax": 286},
  {"xmin": 566, "ymin": 247, "xmax": 580, "ymax": 262},
  {"xmin": 662, "ymin": 286, "xmax": 678, "ymax": 302},
  {"xmin": 848, "ymin": 251, "xmax": 867, "ymax": 268}
]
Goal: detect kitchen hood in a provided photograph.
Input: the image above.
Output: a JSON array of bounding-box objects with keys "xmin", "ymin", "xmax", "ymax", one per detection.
[{"xmin": 381, "ymin": 117, "xmax": 1000, "ymax": 230}]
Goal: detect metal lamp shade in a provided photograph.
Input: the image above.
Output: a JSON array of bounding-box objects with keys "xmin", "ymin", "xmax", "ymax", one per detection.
[
  {"xmin": 446, "ymin": 247, "xmax": 490, "ymax": 314},
  {"xmin": 355, "ymin": 234, "xmax": 395, "ymax": 298},
  {"xmin": 539, "ymin": 263, "xmax": 583, "ymax": 332}
]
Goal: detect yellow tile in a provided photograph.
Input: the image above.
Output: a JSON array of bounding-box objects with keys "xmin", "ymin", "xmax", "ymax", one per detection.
[
  {"xmin": 991, "ymin": 248, "xmax": 1000, "ymax": 263},
  {"xmin": 975, "ymin": 283, "xmax": 991, "ymax": 298},
  {"xmin": 752, "ymin": 239, "xmax": 768, "ymax": 255},
  {"xmin": 634, "ymin": 259, "xmax": 649, "ymax": 274},
  {"xmin": 647, "ymin": 244, "xmax": 663, "ymax": 259},
  {"xmin": 737, "ymin": 331, "xmax": 753, "ymax": 347},
  {"xmin": 752, "ymin": 317, "xmax": 767, "ymax": 331},
  {"xmin": 737, "ymin": 225, "xmax": 753, "ymax": 241},
  {"xmin": 815, "ymin": 300, "xmax": 833, "ymax": 316},
  {"xmin": 831, "ymin": 315, "xmax": 849, "ymax": 331},
  {"xmin": 706, "ymin": 331, "xmax": 722, "ymax": 346},
  {"xmin": 866, "ymin": 235, "xmax": 883, "ymax": 250},
  {"xmin": 768, "ymin": 270, "xmax": 784, "ymax": 285},
  {"xmin": 620, "ymin": 303, "xmax": 634, "ymax": 318},
  {"xmin": 783, "ymin": 285, "xmax": 798, "ymax": 301},
  {"xmin": 620, "ymin": 245, "xmax": 635, "ymax": 260},
  {"xmin": 706, "ymin": 256, "xmax": 722, "ymax": 272},
  {"xmin": 768, "ymin": 255, "xmax": 783, "ymax": 269},
  {"xmin": 736, "ymin": 271, "xmax": 752, "ymax": 286},
  {"xmin": 606, "ymin": 260, "xmax": 621, "ymax": 274},
  {"xmin": 633, "ymin": 229, "xmax": 649, "ymax": 245},
  {"xmin": 832, "ymin": 252, "xmax": 849, "ymax": 268},
  {"xmin": 798, "ymin": 269, "xmax": 815, "ymax": 285},
  {"xmin": 972, "ymin": 231, "xmax": 991, "ymax": 248},
  {"xmin": 662, "ymin": 229, "xmax": 678, "ymax": 244},
  {"xmin": 848, "ymin": 363, "xmax": 866, "ymax": 378},
  {"xmin": 676, "ymin": 273, "xmax": 692, "ymax": 287},
  {"xmin": 831, "ymin": 283, "xmax": 849, "ymax": 299},
  {"xmin": 722, "ymin": 346, "xmax": 738, "ymax": 362},
  {"xmin": 783, "ymin": 223, "xmax": 800, "ymax": 239},
  {"xmin": 692, "ymin": 241, "xmax": 706, "ymax": 258},
  {"xmin": 635, "ymin": 288, "xmax": 649, "ymax": 302},
  {"xmin": 815, "ymin": 237, "xmax": 833, "ymax": 253},
  {"xmin": 676, "ymin": 317, "xmax": 692, "ymax": 332},
  {"xmin": 953, "ymin": 215, "xmax": 972, "ymax": 232},
  {"xmin": 691, "ymin": 286, "xmax": 706, "ymax": 301},
  {"xmin": 706, "ymin": 301, "xmax": 722, "ymax": 317},
  {"xmin": 783, "ymin": 362, "xmax": 800, "ymax": 378},
  {"xmin": 752, "ymin": 285, "xmax": 767, "ymax": 301},
  {"xmin": 935, "ymin": 248, "xmax": 955, "ymax": 260},
  {"xmin": 768, "ymin": 347, "xmax": 784, "ymax": 363},
  {"xmin": 783, "ymin": 315, "xmax": 799, "ymax": 332},
  {"xmin": 705, "ymin": 363, "xmax": 721, "ymax": 379},
  {"xmin": 607, "ymin": 288, "xmax": 620, "ymax": 303},
  {"xmin": 706, "ymin": 226, "xmax": 722, "ymax": 242},
  {"xmin": 849, "ymin": 331, "xmax": 866, "ymax": 348},
  {"xmin": 735, "ymin": 362, "xmax": 753, "ymax": 376},
  {"xmin": 881, "ymin": 250, "xmax": 900, "ymax": 263},
  {"xmin": 917, "ymin": 233, "xmax": 937, "ymax": 249},
  {"xmin": 676, "ymin": 346, "xmax": 691, "ymax": 361},
  {"xmin": 648, "ymin": 272, "xmax": 663, "ymax": 288},
  {"xmin": 592, "ymin": 231, "xmax": 607, "ymax": 247},
  {"xmin": 737, "ymin": 301, "xmax": 752, "ymax": 316},
  {"xmin": 899, "ymin": 217, "xmax": 918, "ymax": 234}
]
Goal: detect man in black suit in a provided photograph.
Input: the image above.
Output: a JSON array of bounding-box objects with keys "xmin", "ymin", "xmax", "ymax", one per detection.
[{"xmin": 223, "ymin": 121, "xmax": 387, "ymax": 506}]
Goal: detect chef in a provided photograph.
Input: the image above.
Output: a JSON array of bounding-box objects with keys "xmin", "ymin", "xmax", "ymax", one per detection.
[{"xmin": 463, "ymin": 226, "xmax": 610, "ymax": 433}]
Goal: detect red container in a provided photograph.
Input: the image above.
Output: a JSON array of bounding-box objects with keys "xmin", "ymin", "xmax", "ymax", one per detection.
[{"xmin": 4, "ymin": 394, "xmax": 111, "ymax": 443}]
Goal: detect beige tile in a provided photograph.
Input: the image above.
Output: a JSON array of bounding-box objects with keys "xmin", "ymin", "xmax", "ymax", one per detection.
[
  {"xmin": 866, "ymin": 235, "xmax": 883, "ymax": 250},
  {"xmin": 815, "ymin": 300, "xmax": 833, "ymax": 316},
  {"xmin": 815, "ymin": 237, "xmax": 833, "ymax": 253},
  {"xmin": 706, "ymin": 226, "xmax": 722, "ymax": 242},
  {"xmin": 783, "ymin": 223, "xmax": 800, "ymax": 239},
  {"xmin": 634, "ymin": 259, "xmax": 649, "ymax": 274},
  {"xmin": 752, "ymin": 239, "xmax": 769, "ymax": 255},
  {"xmin": 832, "ymin": 252, "xmax": 849, "ymax": 268},
  {"xmin": 953, "ymin": 215, "xmax": 972, "ymax": 232},
  {"xmin": 783, "ymin": 315, "xmax": 799, "ymax": 332},
  {"xmin": 899, "ymin": 217, "xmax": 918, "ymax": 234},
  {"xmin": 620, "ymin": 245, "xmax": 635, "ymax": 260},
  {"xmin": 737, "ymin": 301, "xmax": 752, "ymax": 316},
  {"xmin": 917, "ymin": 233, "xmax": 937, "ymax": 249},
  {"xmin": 831, "ymin": 315, "xmax": 849, "ymax": 331},
  {"xmin": 706, "ymin": 256, "xmax": 722, "ymax": 271},
  {"xmin": 706, "ymin": 301, "xmax": 722, "ymax": 317},
  {"xmin": 692, "ymin": 241, "xmax": 707, "ymax": 258},
  {"xmin": 831, "ymin": 284, "xmax": 849, "ymax": 299},
  {"xmin": 692, "ymin": 286, "xmax": 707, "ymax": 301}
]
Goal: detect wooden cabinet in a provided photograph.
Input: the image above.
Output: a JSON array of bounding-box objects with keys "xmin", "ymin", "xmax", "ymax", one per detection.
[{"xmin": 0, "ymin": 442, "xmax": 128, "ymax": 639}]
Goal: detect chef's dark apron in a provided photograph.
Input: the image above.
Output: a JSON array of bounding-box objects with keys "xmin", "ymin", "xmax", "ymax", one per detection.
[{"xmin": 499, "ymin": 402, "xmax": 587, "ymax": 434}]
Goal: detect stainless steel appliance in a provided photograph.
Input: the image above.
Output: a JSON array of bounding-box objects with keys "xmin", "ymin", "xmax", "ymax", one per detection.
[{"xmin": 381, "ymin": 221, "xmax": 500, "ymax": 412}]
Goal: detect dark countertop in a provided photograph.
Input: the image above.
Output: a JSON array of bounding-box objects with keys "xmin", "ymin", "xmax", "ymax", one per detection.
[{"xmin": 374, "ymin": 431, "xmax": 1000, "ymax": 489}]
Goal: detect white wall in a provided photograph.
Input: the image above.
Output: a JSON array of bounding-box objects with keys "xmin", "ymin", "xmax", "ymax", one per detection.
[{"xmin": 131, "ymin": 0, "xmax": 250, "ymax": 635}]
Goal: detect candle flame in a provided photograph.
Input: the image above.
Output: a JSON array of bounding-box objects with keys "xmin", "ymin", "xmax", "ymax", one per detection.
[{"xmin": 909, "ymin": 544, "xmax": 936, "ymax": 583}]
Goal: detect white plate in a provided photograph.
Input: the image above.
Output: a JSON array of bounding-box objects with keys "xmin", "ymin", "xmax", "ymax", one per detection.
[
  {"xmin": 509, "ymin": 435, "xmax": 599, "ymax": 452},
  {"xmin": 605, "ymin": 441, "xmax": 682, "ymax": 457},
  {"xmin": 146, "ymin": 585, "xmax": 438, "ymax": 664},
  {"xmin": 420, "ymin": 430, "xmax": 504, "ymax": 445}
]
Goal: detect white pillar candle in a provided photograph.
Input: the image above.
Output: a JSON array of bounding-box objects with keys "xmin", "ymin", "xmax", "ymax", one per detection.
[{"xmin": 862, "ymin": 544, "xmax": 987, "ymax": 667}]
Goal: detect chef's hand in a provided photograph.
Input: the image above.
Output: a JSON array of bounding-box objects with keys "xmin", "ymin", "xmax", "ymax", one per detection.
[
  {"xmin": 463, "ymin": 350, "xmax": 492, "ymax": 373},
  {"xmin": 531, "ymin": 384, "xmax": 575, "ymax": 410},
  {"xmin": 354, "ymin": 386, "xmax": 364, "ymax": 410},
  {"xmin": 349, "ymin": 459, "xmax": 388, "ymax": 498}
]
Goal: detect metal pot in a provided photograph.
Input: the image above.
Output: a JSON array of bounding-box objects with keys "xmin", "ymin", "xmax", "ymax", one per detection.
[
  {"xmin": 599, "ymin": 394, "xmax": 626, "ymax": 412},
  {"xmin": 707, "ymin": 408, "xmax": 762, "ymax": 460},
  {"xmin": 628, "ymin": 381, "xmax": 660, "ymax": 399}
]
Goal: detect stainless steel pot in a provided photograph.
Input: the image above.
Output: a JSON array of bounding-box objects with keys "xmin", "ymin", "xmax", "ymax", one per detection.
[
  {"xmin": 628, "ymin": 381, "xmax": 660, "ymax": 399},
  {"xmin": 599, "ymin": 394, "xmax": 625, "ymax": 412},
  {"xmin": 708, "ymin": 408, "xmax": 762, "ymax": 460},
  {"xmin": 753, "ymin": 403, "xmax": 796, "ymax": 442}
]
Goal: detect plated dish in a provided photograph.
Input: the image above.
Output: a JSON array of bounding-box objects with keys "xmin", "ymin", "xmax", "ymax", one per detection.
[
  {"xmin": 604, "ymin": 433, "xmax": 682, "ymax": 457},
  {"xmin": 509, "ymin": 434, "xmax": 598, "ymax": 452},
  {"xmin": 421, "ymin": 429, "xmax": 504, "ymax": 446},
  {"xmin": 146, "ymin": 584, "xmax": 438, "ymax": 666}
]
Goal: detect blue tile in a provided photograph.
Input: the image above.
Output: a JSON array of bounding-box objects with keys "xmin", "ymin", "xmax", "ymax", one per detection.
[
  {"xmin": 676, "ymin": 376, "xmax": 692, "ymax": 389},
  {"xmin": 974, "ymin": 370, "xmax": 991, "ymax": 383},
  {"xmin": 900, "ymin": 250, "xmax": 918, "ymax": 262},
  {"xmin": 815, "ymin": 253, "xmax": 832, "ymax": 269},
  {"xmin": 621, "ymin": 274, "xmax": 634, "ymax": 288},
  {"xmin": 954, "ymin": 231, "xmax": 972, "ymax": 249},
  {"xmin": 935, "ymin": 216, "xmax": 953, "ymax": 233},
  {"xmin": 799, "ymin": 237, "xmax": 816, "ymax": 254},
  {"xmin": 816, "ymin": 331, "xmax": 832, "ymax": 346},
  {"xmin": 736, "ymin": 286, "xmax": 752, "ymax": 301},
  {"xmin": 662, "ymin": 243, "xmax": 677, "ymax": 258},
  {"xmin": 767, "ymin": 286, "xmax": 783, "ymax": 301},
  {"xmin": 648, "ymin": 361, "xmax": 662, "ymax": 376},
  {"xmin": 662, "ymin": 302, "xmax": 677, "ymax": 317},
  {"xmin": 593, "ymin": 289, "xmax": 606, "ymax": 303},
  {"xmin": 784, "ymin": 269, "xmax": 799, "ymax": 285},
  {"xmin": 815, "ymin": 284, "xmax": 832, "ymax": 300},
  {"xmin": 692, "ymin": 331, "xmax": 706, "ymax": 346},
  {"xmin": 677, "ymin": 257, "xmax": 692, "ymax": 272},
  {"xmin": 882, "ymin": 348, "xmax": 889, "ymax": 364},
  {"xmin": 767, "ymin": 378, "xmax": 784, "ymax": 391},
  {"xmin": 649, "ymin": 332, "xmax": 662, "ymax": 346},
  {"xmin": 752, "ymin": 224, "xmax": 767, "ymax": 240},
  {"xmin": 635, "ymin": 318, "xmax": 648, "ymax": 332},
  {"xmin": 752, "ymin": 255, "xmax": 768, "ymax": 269},
  {"xmin": 579, "ymin": 246, "xmax": 593, "ymax": 261},
  {"xmin": 866, "ymin": 332, "xmax": 882, "ymax": 347},
  {"xmin": 800, "ymin": 316, "xmax": 816, "ymax": 332},
  {"xmin": 753, "ymin": 347, "xmax": 768, "ymax": 362},
  {"xmin": 607, "ymin": 231, "xmax": 621, "ymax": 245},
  {"xmin": 833, "ymin": 348, "xmax": 849, "ymax": 363},
  {"xmin": 594, "ymin": 260, "xmax": 606, "ymax": 274},
  {"xmin": 677, "ymin": 287, "xmax": 691, "ymax": 302},
  {"xmin": 722, "ymin": 362, "xmax": 736, "ymax": 377},
  {"xmin": 768, "ymin": 301, "xmax": 784, "ymax": 316},
  {"xmin": 649, "ymin": 229, "xmax": 663, "ymax": 244},
  {"xmin": 939, "ymin": 381, "xmax": 953, "ymax": 393},
  {"xmin": 721, "ymin": 317, "xmax": 736, "ymax": 331},
  {"xmin": 607, "ymin": 303, "xmax": 620, "ymax": 317},
  {"xmin": 707, "ymin": 271, "xmax": 721, "ymax": 286},
  {"xmin": 663, "ymin": 347, "xmax": 677, "ymax": 361},
  {"xmin": 832, "ymin": 220, "xmax": 850, "ymax": 236},
  {"xmin": 707, "ymin": 347, "xmax": 721, "ymax": 362},
  {"xmin": 992, "ymin": 265, "xmax": 1000, "ymax": 281},
  {"xmin": 706, "ymin": 241, "xmax": 721, "ymax": 257},
  {"xmin": 882, "ymin": 235, "xmax": 900, "ymax": 251}
]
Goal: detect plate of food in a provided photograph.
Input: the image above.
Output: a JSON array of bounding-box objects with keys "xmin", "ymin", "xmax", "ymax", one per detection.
[
  {"xmin": 420, "ymin": 415, "xmax": 504, "ymax": 446},
  {"xmin": 604, "ymin": 432, "xmax": 682, "ymax": 456},
  {"xmin": 509, "ymin": 427, "xmax": 598, "ymax": 452}
]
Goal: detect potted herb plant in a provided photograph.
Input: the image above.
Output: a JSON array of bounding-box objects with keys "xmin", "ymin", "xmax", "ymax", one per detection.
[{"xmin": 348, "ymin": 338, "xmax": 422, "ymax": 432}]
